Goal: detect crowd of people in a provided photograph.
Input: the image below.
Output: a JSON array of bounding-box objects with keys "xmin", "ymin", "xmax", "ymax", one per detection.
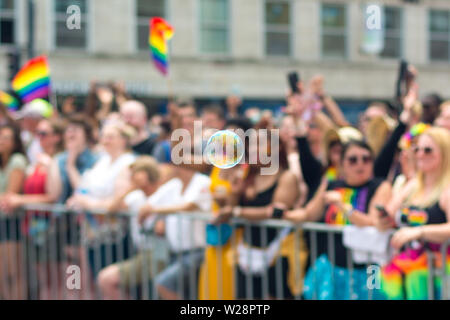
[{"xmin": 0, "ymin": 67, "xmax": 449, "ymax": 300}]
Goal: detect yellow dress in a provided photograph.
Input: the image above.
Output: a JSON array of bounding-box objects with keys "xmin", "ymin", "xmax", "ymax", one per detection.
[
  {"xmin": 198, "ymin": 166, "xmax": 236, "ymax": 300},
  {"xmin": 198, "ymin": 167, "xmax": 308, "ymax": 299}
]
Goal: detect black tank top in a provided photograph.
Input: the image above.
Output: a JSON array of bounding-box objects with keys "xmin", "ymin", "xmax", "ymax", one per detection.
[
  {"xmin": 397, "ymin": 202, "xmax": 447, "ymax": 227},
  {"xmin": 396, "ymin": 201, "xmax": 447, "ymax": 251},
  {"xmin": 239, "ymin": 181, "xmax": 278, "ymax": 248}
]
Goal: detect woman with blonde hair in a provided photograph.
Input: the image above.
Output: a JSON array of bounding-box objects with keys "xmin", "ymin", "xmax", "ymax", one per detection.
[
  {"xmin": 66, "ymin": 120, "xmax": 136, "ymax": 211},
  {"xmin": 65, "ymin": 120, "xmax": 137, "ymax": 294},
  {"xmin": 375, "ymin": 126, "xmax": 450, "ymax": 299}
]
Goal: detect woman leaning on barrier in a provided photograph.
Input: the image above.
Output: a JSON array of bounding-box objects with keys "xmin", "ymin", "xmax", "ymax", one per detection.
[
  {"xmin": 0, "ymin": 118, "xmax": 64, "ymax": 299},
  {"xmin": 198, "ymin": 117, "xmax": 252, "ymax": 300},
  {"xmin": 285, "ymin": 139, "xmax": 392, "ymax": 300},
  {"xmin": 374, "ymin": 126, "xmax": 450, "ymax": 300},
  {"xmin": 214, "ymin": 129, "xmax": 308, "ymax": 300},
  {"xmin": 48, "ymin": 114, "xmax": 98, "ymax": 204},
  {"xmin": 2, "ymin": 118, "xmax": 65, "ymax": 209},
  {"xmin": 0, "ymin": 123, "xmax": 27, "ymax": 299},
  {"xmin": 65, "ymin": 120, "xmax": 137, "ymax": 281}
]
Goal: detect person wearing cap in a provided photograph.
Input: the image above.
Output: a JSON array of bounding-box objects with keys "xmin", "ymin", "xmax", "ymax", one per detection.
[{"xmin": 15, "ymin": 99, "xmax": 54, "ymax": 167}]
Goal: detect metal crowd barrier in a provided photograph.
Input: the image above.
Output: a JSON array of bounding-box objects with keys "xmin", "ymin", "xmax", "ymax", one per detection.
[{"xmin": 0, "ymin": 205, "xmax": 448, "ymax": 300}]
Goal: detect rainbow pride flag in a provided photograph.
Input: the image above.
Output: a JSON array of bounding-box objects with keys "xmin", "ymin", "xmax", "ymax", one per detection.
[
  {"xmin": 0, "ymin": 91, "xmax": 19, "ymax": 111},
  {"xmin": 12, "ymin": 55, "xmax": 50, "ymax": 103},
  {"xmin": 149, "ymin": 17, "xmax": 174, "ymax": 76}
]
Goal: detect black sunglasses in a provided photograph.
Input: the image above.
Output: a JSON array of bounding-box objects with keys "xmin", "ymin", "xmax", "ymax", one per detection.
[
  {"xmin": 345, "ymin": 155, "xmax": 373, "ymax": 165},
  {"xmin": 414, "ymin": 146, "xmax": 434, "ymax": 155},
  {"xmin": 37, "ymin": 131, "xmax": 51, "ymax": 138}
]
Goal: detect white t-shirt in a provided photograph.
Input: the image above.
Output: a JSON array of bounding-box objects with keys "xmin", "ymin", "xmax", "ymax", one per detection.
[
  {"xmin": 25, "ymin": 134, "xmax": 43, "ymax": 166},
  {"xmin": 79, "ymin": 152, "xmax": 136, "ymax": 199},
  {"xmin": 124, "ymin": 173, "xmax": 212, "ymax": 252},
  {"xmin": 164, "ymin": 173, "xmax": 212, "ymax": 252},
  {"xmin": 124, "ymin": 187, "xmax": 173, "ymax": 250}
]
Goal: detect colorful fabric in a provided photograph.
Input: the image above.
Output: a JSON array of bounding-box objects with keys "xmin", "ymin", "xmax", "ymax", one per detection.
[
  {"xmin": 198, "ymin": 231, "xmax": 239, "ymax": 300},
  {"xmin": 305, "ymin": 179, "xmax": 384, "ymax": 299},
  {"xmin": 304, "ymin": 254, "xmax": 385, "ymax": 300},
  {"xmin": 381, "ymin": 203, "xmax": 449, "ymax": 299},
  {"xmin": 0, "ymin": 90, "xmax": 19, "ymax": 110},
  {"xmin": 399, "ymin": 207, "xmax": 428, "ymax": 226},
  {"xmin": 380, "ymin": 247, "xmax": 450, "ymax": 300},
  {"xmin": 198, "ymin": 167, "xmax": 235, "ymax": 300},
  {"xmin": 399, "ymin": 122, "xmax": 430, "ymax": 150},
  {"xmin": 324, "ymin": 186, "xmax": 369, "ymax": 226},
  {"xmin": 21, "ymin": 164, "xmax": 50, "ymax": 245},
  {"xmin": 325, "ymin": 166, "xmax": 338, "ymax": 181},
  {"xmin": 12, "ymin": 56, "xmax": 50, "ymax": 103},
  {"xmin": 149, "ymin": 17, "xmax": 174, "ymax": 76}
]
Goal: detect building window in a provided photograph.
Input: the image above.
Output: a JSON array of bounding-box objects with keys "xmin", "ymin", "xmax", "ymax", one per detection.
[
  {"xmin": 199, "ymin": 0, "xmax": 229, "ymax": 54},
  {"xmin": 54, "ymin": 0, "xmax": 88, "ymax": 49},
  {"xmin": 265, "ymin": 0, "xmax": 291, "ymax": 56},
  {"xmin": 429, "ymin": 10, "xmax": 450, "ymax": 61},
  {"xmin": 321, "ymin": 3, "xmax": 347, "ymax": 59},
  {"xmin": 380, "ymin": 7, "xmax": 402, "ymax": 58},
  {"xmin": 137, "ymin": 0, "xmax": 165, "ymax": 51},
  {"xmin": 0, "ymin": 0, "xmax": 15, "ymax": 45}
]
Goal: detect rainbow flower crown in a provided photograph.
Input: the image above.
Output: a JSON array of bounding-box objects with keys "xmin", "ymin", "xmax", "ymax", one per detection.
[{"xmin": 399, "ymin": 122, "xmax": 431, "ymax": 150}]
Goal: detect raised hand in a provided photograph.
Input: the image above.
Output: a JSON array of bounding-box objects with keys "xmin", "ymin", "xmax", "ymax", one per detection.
[
  {"xmin": 96, "ymin": 86, "xmax": 114, "ymax": 105},
  {"xmin": 400, "ymin": 82, "xmax": 419, "ymax": 125},
  {"xmin": 309, "ymin": 75, "xmax": 325, "ymax": 98},
  {"xmin": 283, "ymin": 92, "xmax": 306, "ymax": 120}
]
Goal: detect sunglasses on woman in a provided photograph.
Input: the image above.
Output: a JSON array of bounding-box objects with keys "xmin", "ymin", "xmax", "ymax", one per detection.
[
  {"xmin": 345, "ymin": 155, "xmax": 373, "ymax": 165},
  {"xmin": 413, "ymin": 146, "xmax": 434, "ymax": 155},
  {"xmin": 37, "ymin": 131, "xmax": 51, "ymax": 138}
]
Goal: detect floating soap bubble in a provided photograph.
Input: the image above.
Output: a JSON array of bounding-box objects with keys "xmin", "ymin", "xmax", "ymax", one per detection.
[{"xmin": 206, "ymin": 130, "xmax": 244, "ymax": 169}]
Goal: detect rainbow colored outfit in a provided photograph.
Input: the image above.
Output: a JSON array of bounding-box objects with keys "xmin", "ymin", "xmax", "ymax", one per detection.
[
  {"xmin": 325, "ymin": 166, "xmax": 338, "ymax": 182},
  {"xmin": 380, "ymin": 204, "xmax": 450, "ymax": 300},
  {"xmin": 304, "ymin": 178, "xmax": 385, "ymax": 300}
]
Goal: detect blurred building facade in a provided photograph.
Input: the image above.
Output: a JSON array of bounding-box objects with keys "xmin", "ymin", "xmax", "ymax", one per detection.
[{"xmin": 1, "ymin": 0, "xmax": 450, "ymax": 114}]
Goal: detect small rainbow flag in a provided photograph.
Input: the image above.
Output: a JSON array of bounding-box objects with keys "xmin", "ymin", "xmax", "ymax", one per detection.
[
  {"xmin": 149, "ymin": 17, "xmax": 174, "ymax": 76},
  {"xmin": 12, "ymin": 55, "xmax": 50, "ymax": 103},
  {"xmin": 0, "ymin": 91, "xmax": 19, "ymax": 111}
]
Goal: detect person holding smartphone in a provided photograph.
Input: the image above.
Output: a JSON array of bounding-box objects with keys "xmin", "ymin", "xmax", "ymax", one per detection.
[
  {"xmin": 374, "ymin": 127, "xmax": 450, "ymax": 300},
  {"xmin": 284, "ymin": 140, "xmax": 392, "ymax": 300}
]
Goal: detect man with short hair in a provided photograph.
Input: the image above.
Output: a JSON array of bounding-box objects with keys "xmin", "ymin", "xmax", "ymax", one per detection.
[
  {"xmin": 421, "ymin": 93, "xmax": 443, "ymax": 124},
  {"xmin": 119, "ymin": 100, "xmax": 157, "ymax": 155},
  {"xmin": 97, "ymin": 156, "xmax": 164, "ymax": 300},
  {"xmin": 201, "ymin": 104, "xmax": 226, "ymax": 130},
  {"xmin": 97, "ymin": 158, "xmax": 212, "ymax": 300}
]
